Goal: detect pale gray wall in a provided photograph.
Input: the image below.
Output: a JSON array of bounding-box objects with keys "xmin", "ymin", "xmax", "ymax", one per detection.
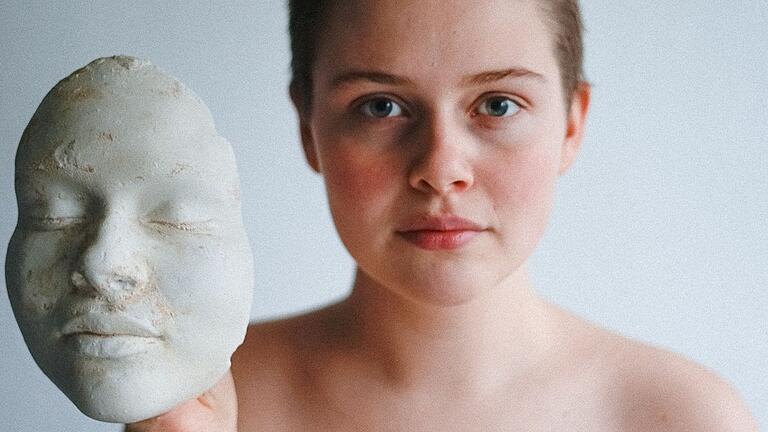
[{"xmin": 1, "ymin": 1, "xmax": 765, "ymax": 430}]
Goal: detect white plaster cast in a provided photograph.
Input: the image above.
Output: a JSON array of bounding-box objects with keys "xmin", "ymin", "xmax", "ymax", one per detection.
[{"xmin": 5, "ymin": 56, "xmax": 254, "ymax": 423}]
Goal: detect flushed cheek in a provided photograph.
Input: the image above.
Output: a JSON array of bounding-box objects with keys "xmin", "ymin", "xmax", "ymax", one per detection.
[{"xmin": 322, "ymin": 146, "xmax": 399, "ymax": 229}]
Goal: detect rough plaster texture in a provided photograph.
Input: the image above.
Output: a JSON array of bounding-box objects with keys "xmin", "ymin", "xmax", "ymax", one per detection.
[{"xmin": 5, "ymin": 56, "xmax": 254, "ymax": 423}]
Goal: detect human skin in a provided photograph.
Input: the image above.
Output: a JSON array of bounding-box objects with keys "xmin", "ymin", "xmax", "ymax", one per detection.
[
  {"xmin": 5, "ymin": 56, "xmax": 253, "ymax": 425},
  {"xmin": 134, "ymin": 0, "xmax": 757, "ymax": 430}
]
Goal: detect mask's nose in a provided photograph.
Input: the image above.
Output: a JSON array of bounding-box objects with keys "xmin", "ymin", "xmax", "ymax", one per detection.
[{"xmin": 71, "ymin": 213, "xmax": 150, "ymax": 303}]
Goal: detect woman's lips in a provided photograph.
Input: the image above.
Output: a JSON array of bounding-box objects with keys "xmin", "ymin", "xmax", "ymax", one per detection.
[{"xmin": 397, "ymin": 215, "xmax": 485, "ymax": 250}]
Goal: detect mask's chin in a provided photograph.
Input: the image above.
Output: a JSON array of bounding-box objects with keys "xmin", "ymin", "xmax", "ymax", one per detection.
[
  {"xmin": 38, "ymin": 342, "xmax": 229, "ymax": 424},
  {"xmin": 69, "ymin": 364, "xmax": 184, "ymax": 423}
]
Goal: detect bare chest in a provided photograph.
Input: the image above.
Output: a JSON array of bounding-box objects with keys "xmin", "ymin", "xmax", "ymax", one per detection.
[{"xmin": 238, "ymin": 380, "xmax": 623, "ymax": 432}]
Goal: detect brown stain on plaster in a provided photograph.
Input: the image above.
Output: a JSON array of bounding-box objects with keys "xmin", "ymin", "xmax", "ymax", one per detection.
[
  {"xmin": 54, "ymin": 140, "xmax": 77, "ymax": 169},
  {"xmin": 24, "ymin": 254, "xmax": 70, "ymax": 314},
  {"xmin": 105, "ymin": 302, "xmax": 128, "ymax": 313},
  {"xmin": 97, "ymin": 132, "xmax": 114, "ymax": 142},
  {"xmin": 170, "ymin": 163, "xmax": 191, "ymax": 176},
  {"xmin": 157, "ymin": 81, "xmax": 183, "ymax": 98},
  {"xmin": 55, "ymin": 66, "xmax": 89, "ymax": 89},
  {"xmin": 50, "ymin": 139, "xmax": 95, "ymax": 175},
  {"xmin": 34, "ymin": 157, "xmax": 57, "ymax": 175},
  {"xmin": 69, "ymin": 86, "xmax": 101, "ymax": 101},
  {"xmin": 34, "ymin": 187, "xmax": 46, "ymax": 203}
]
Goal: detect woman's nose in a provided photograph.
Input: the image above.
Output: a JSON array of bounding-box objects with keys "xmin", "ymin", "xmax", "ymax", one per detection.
[
  {"xmin": 71, "ymin": 214, "xmax": 150, "ymax": 303},
  {"xmin": 407, "ymin": 114, "xmax": 475, "ymax": 195}
]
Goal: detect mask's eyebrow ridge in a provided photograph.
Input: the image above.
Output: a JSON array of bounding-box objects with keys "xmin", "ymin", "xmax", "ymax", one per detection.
[
  {"xmin": 461, "ymin": 67, "xmax": 546, "ymax": 86},
  {"xmin": 330, "ymin": 70, "xmax": 414, "ymax": 89}
]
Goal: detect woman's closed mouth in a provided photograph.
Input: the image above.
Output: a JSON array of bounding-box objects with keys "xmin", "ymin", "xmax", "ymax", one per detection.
[{"xmin": 396, "ymin": 215, "xmax": 486, "ymax": 250}]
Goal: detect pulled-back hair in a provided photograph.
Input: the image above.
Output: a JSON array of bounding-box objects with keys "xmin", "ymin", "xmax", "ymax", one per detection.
[{"xmin": 288, "ymin": 0, "xmax": 585, "ymax": 111}]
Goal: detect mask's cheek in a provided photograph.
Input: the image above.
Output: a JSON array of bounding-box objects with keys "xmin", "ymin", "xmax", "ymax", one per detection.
[
  {"xmin": 7, "ymin": 229, "xmax": 82, "ymax": 319},
  {"xmin": 151, "ymin": 234, "xmax": 252, "ymax": 351}
]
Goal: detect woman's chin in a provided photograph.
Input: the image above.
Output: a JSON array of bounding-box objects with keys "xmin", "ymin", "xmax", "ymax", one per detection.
[{"xmin": 387, "ymin": 271, "xmax": 502, "ymax": 307}]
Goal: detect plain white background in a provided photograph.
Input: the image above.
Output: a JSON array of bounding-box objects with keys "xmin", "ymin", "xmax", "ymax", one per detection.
[{"xmin": 1, "ymin": 1, "xmax": 765, "ymax": 430}]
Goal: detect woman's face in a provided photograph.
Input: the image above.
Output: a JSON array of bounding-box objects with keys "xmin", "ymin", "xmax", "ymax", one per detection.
[{"xmin": 297, "ymin": 0, "xmax": 589, "ymax": 305}]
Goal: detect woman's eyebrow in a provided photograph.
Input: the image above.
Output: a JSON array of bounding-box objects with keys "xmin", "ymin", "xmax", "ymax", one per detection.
[
  {"xmin": 330, "ymin": 70, "xmax": 414, "ymax": 89},
  {"xmin": 461, "ymin": 67, "xmax": 546, "ymax": 86},
  {"xmin": 329, "ymin": 67, "xmax": 545, "ymax": 90}
]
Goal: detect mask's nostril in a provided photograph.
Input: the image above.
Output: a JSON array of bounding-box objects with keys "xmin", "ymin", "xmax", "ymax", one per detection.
[
  {"xmin": 111, "ymin": 277, "xmax": 136, "ymax": 292},
  {"xmin": 71, "ymin": 270, "xmax": 139, "ymax": 299}
]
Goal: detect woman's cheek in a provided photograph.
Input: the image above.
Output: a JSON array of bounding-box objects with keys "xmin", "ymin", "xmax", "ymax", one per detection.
[
  {"xmin": 323, "ymin": 143, "xmax": 398, "ymax": 216},
  {"xmin": 472, "ymin": 149, "xmax": 557, "ymax": 267},
  {"xmin": 485, "ymin": 145, "xmax": 561, "ymax": 235}
]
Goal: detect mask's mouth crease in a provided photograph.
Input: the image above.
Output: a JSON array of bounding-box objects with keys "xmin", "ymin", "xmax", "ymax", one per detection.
[
  {"xmin": 67, "ymin": 331, "xmax": 160, "ymax": 339},
  {"xmin": 60, "ymin": 313, "xmax": 163, "ymax": 339}
]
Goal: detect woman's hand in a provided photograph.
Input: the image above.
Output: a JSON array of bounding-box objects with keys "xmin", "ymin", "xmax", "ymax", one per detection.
[{"xmin": 124, "ymin": 370, "xmax": 237, "ymax": 432}]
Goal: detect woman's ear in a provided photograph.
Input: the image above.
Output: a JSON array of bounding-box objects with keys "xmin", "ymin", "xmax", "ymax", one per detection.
[
  {"xmin": 289, "ymin": 83, "xmax": 321, "ymax": 173},
  {"xmin": 559, "ymin": 82, "xmax": 591, "ymax": 175}
]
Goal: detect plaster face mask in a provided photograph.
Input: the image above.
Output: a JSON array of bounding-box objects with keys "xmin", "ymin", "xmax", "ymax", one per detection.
[{"xmin": 5, "ymin": 56, "xmax": 254, "ymax": 423}]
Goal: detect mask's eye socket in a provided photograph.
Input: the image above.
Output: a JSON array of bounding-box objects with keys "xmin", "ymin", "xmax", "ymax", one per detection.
[
  {"xmin": 20, "ymin": 194, "xmax": 88, "ymax": 232},
  {"xmin": 359, "ymin": 97, "xmax": 404, "ymax": 118},
  {"xmin": 476, "ymin": 96, "xmax": 521, "ymax": 117},
  {"xmin": 25, "ymin": 215, "xmax": 87, "ymax": 232},
  {"xmin": 144, "ymin": 202, "xmax": 218, "ymax": 236}
]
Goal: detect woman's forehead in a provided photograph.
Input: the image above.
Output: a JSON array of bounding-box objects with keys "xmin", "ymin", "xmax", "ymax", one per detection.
[{"xmin": 314, "ymin": 0, "xmax": 557, "ymax": 79}]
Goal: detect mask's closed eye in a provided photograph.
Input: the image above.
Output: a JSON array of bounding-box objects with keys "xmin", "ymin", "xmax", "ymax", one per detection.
[
  {"xmin": 143, "ymin": 201, "xmax": 219, "ymax": 236},
  {"xmin": 21, "ymin": 195, "xmax": 87, "ymax": 232},
  {"xmin": 24, "ymin": 215, "xmax": 87, "ymax": 232}
]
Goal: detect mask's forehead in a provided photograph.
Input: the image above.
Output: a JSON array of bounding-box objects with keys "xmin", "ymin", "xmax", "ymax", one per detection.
[{"xmin": 15, "ymin": 56, "xmax": 240, "ymax": 196}]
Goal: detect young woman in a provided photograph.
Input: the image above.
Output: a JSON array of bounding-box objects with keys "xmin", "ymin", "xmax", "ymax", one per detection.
[{"xmin": 128, "ymin": 0, "xmax": 758, "ymax": 430}]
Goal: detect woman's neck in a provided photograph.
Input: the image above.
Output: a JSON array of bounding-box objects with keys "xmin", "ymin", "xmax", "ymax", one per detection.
[{"xmin": 338, "ymin": 265, "xmax": 559, "ymax": 394}]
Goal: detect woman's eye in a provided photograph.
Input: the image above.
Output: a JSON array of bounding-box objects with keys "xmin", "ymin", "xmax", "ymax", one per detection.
[
  {"xmin": 476, "ymin": 96, "xmax": 521, "ymax": 117},
  {"xmin": 359, "ymin": 97, "xmax": 404, "ymax": 118}
]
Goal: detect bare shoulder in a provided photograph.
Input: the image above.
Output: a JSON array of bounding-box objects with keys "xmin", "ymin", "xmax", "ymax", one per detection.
[
  {"xmin": 230, "ymin": 315, "xmax": 299, "ymax": 430},
  {"xmin": 601, "ymin": 331, "xmax": 758, "ymax": 431},
  {"xmin": 546, "ymin": 305, "xmax": 757, "ymax": 431},
  {"xmin": 230, "ymin": 304, "xmax": 344, "ymax": 430}
]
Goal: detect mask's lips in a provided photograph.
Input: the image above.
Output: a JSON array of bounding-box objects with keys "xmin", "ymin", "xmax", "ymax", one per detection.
[{"xmin": 61, "ymin": 312, "xmax": 162, "ymax": 338}]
